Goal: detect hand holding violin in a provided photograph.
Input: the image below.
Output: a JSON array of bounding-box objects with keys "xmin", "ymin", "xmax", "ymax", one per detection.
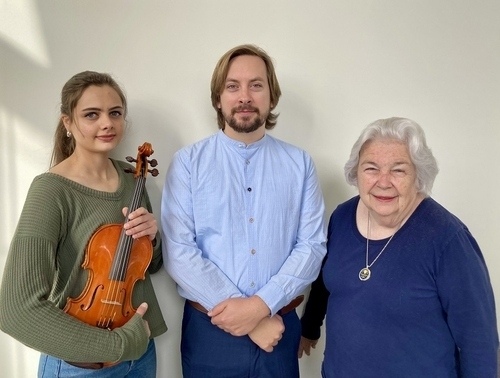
[
  {"xmin": 123, "ymin": 207, "xmax": 157, "ymax": 241},
  {"xmin": 135, "ymin": 302, "xmax": 151, "ymax": 337}
]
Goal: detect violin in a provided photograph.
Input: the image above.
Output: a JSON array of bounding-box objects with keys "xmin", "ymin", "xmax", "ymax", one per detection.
[{"xmin": 64, "ymin": 142, "xmax": 159, "ymax": 333}]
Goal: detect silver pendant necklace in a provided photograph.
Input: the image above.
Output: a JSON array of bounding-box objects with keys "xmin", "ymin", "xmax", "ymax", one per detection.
[{"xmin": 359, "ymin": 213, "xmax": 399, "ymax": 281}]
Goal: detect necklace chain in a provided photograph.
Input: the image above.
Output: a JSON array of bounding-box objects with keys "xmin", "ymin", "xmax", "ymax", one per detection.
[
  {"xmin": 365, "ymin": 215, "xmax": 396, "ymax": 268},
  {"xmin": 359, "ymin": 213, "xmax": 400, "ymax": 281}
]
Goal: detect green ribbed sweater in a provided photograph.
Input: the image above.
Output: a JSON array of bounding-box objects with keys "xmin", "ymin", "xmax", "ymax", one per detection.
[{"xmin": 0, "ymin": 159, "xmax": 167, "ymax": 363}]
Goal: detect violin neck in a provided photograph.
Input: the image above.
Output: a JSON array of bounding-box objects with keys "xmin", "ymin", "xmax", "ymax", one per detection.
[
  {"xmin": 125, "ymin": 176, "xmax": 146, "ymax": 220},
  {"xmin": 109, "ymin": 176, "xmax": 146, "ymax": 281}
]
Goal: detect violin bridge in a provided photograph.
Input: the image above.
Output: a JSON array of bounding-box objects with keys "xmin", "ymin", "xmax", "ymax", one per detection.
[{"xmin": 100, "ymin": 299, "xmax": 122, "ymax": 306}]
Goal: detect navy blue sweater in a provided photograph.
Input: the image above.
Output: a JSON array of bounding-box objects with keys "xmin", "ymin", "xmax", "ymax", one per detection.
[{"xmin": 304, "ymin": 196, "xmax": 498, "ymax": 377}]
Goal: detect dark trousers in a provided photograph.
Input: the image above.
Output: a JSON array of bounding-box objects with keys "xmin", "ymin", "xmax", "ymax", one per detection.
[{"xmin": 181, "ymin": 300, "xmax": 301, "ymax": 378}]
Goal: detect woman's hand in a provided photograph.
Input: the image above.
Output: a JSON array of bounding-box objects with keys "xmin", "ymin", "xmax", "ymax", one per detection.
[
  {"xmin": 122, "ymin": 207, "xmax": 157, "ymax": 241},
  {"xmin": 135, "ymin": 302, "xmax": 151, "ymax": 337},
  {"xmin": 298, "ymin": 336, "xmax": 318, "ymax": 358}
]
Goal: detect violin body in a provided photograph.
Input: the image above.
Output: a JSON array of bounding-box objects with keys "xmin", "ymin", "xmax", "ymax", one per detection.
[{"xmin": 64, "ymin": 224, "xmax": 152, "ymax": 329}]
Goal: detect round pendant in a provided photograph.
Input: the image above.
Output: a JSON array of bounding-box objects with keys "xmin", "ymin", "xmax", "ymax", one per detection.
[{"xmin": 359, "ymin": 267, "xmax": 371, "ymax": 281}]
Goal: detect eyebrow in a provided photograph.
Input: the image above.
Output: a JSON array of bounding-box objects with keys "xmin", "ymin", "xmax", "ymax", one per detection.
[
  {"xmin": 360, "ymin": 160, "xmax": 411, "ymax": 166},
  {"xmin": 81, "ymin": 105, "xmax": 123, "ymax": 112},
  {"xmin": 225, "ymin": 77, "xmax": 265, "ymax": 83}
]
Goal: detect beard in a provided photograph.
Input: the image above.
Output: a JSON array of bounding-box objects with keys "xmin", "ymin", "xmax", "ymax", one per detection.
[{"xmin": 223, "ymin": 105, "xmax": 269, "ymax": 133}]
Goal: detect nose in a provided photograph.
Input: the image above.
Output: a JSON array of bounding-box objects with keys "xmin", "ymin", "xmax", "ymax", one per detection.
[
  {"xmin": 100, "ymin": 114, "xmax": 114, "ymax": 129},
  {"xmin": 238, "ymin": 87, "xmax": 252, "ymax": 104},
  {"xmin": 376, "ymin": 171, "xmax": 392, "ymax": 189}
]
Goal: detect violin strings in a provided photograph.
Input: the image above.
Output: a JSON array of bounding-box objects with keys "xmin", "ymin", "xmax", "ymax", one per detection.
[{"xmin": 101, "ymin": 175, "xmax": 145, "ymax": 328}]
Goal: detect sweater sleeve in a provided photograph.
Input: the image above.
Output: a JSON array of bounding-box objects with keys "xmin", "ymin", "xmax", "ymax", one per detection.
[
  {"xmin": 436, "ymin": 227, "xmax": 498, "ymax": 376},
  {"xmin": 0, "ymin": 177, "xmax": 150, "ymax": 363},
  {"xmin": 300, "ymin": 262, "xmax": 329, "ymax": 340}
]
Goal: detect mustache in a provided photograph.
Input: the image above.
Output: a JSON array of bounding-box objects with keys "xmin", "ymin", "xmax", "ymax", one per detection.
[{"xmin": 232, "ymin": 105, "xmax": 259, "ymax": 113}]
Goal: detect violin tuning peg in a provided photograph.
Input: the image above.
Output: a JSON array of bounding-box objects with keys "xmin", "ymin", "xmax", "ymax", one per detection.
[
  {"xmin": 148, "ymin": 159, "xmax": 158, "ymax": 167},
  {"xmin": 149, "ymin": 168, "xmax": 159, "ymax": 177},
  {"xmin": 125, "ymin": 156, "xmax": 136, "ymax": 163}
]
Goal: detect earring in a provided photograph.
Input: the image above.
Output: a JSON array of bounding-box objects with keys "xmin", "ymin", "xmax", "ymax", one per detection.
[{"xmin": 66, "ymin": 130, "xmax": 72, "ymax": 138}]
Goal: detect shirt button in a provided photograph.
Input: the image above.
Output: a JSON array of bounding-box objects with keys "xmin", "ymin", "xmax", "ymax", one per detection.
[
  {"xmin": 249, "ymin": 218, "xmax": 254, "ymax": 223},
  {"xmin": 245, "ymin": 160, "xmax": 250, "ymax": 165},
  {"xmin": 247, "ymin": 187, "xmax": 252, "ymax": 192},
  {"xmin": 251, "ymin": 249, "xmax": 256, "ymax": 255},
  {"xmin": 250, "ymin": 282, "xmax": 255, "ymax": 287}
]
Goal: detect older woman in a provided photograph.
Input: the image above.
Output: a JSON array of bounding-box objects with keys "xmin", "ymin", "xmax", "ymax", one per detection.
[{"xmin": 299, "ymin": 117, "xmax": 498, "ymax": 377}]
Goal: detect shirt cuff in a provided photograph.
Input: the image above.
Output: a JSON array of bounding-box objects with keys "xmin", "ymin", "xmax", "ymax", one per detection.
[{"xmin": 256, "ymin": 281, "xmax": 290, "ymax": 316}]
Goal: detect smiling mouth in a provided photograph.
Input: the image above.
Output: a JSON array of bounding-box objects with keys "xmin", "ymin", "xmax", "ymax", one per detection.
[
  {"xmin": 97, "ymin": 135, "xmax": 115, "ymax": 140},
  {"xmin": 374, "ymin": 195, "xmax": 396, "ymax": 201}
]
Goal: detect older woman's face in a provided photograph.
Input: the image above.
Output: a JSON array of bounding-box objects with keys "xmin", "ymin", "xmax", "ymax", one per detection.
[{"xmin": 357, "ymin": 139, "xmax": 420, "ymax": 223}]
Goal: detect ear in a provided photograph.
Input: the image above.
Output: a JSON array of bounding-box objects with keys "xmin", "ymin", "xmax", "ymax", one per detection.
[{"xmin": 61, "ymin": 115, "xmax": 71, "ymax": 128}]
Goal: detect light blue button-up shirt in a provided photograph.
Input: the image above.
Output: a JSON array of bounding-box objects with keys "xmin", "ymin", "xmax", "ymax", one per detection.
[{"xmin": 161, "ymin": 130, "xmax": 326, "ymax": 315}]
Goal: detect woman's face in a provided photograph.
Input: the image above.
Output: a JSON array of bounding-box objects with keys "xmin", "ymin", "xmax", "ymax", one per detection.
[
  {"xmin": 357, "ymin": 139, "xmax": 421, "ymax": 224},
  {"xmin": 63, "ymin": 85, "xmax": 125, "ymax": 156}
]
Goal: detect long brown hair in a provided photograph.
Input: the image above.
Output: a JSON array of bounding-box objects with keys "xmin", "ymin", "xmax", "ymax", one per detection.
[
  {"xmin": 50, "ymin": 71, "xmax": 127, "ymax": 166},
  {"xmin": 210, "ymin": 44, "xmax": 282, "ymax": 130}
]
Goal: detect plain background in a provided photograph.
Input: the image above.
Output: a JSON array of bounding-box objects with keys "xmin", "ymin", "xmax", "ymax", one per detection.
[{"xmin": 1, "ymin": 1, "xmax": 499, "ymax": 377}]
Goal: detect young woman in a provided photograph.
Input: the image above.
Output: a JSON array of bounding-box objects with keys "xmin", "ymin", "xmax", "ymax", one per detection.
[{"xmin": 0, "ymin": 71, "xmax": 167, "ymax": 377}]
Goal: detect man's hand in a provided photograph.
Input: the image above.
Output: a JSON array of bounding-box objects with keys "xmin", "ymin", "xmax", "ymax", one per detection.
[
  {"xmin": 208, "ymin": 296, "xmax": 270, "ymax": 336},
  {"xmin": 298, "ymin": 336, "xmax": 318, "ymax": 358},
  {"xmin": 248, "ymin": 315, "xmax": 285, "ymax": 352}
]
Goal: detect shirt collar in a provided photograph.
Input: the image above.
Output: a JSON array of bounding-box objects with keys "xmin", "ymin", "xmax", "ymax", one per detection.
[{"xmin": 218, "ymin": 129, "xmax": 268, "ymax": 151}]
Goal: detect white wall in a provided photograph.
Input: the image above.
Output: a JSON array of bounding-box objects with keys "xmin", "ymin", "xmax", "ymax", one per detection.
[{"xmin": 1, "ymin": 1, "xmax": 499, "ymax": 377}]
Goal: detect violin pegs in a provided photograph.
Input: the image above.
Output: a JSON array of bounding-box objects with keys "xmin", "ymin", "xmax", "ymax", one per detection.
[
  {"xmin": 148, "ymin": 159, "xmax": 158, "ymax": 167},
  {"xmin": 149, "ymin": 168, "xmax": 159, "ymax": 177},
  {"xmin": 124, "ymin": 168, "xmax": 135, "ymax": 174},
  {"xmin": 125, "ymin": 156, "xmax": 136, "ymax": 163}
]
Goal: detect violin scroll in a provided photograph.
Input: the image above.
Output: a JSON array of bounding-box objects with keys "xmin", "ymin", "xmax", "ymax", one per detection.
[{"xmin": 124, "ymin": 142, "xmax": 159, "ymax": 177}]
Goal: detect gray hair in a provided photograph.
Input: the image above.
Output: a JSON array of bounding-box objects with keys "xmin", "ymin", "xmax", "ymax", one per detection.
[{"xmin": 344, "ymin": 117, "xmax": 439, "ymax": 196}]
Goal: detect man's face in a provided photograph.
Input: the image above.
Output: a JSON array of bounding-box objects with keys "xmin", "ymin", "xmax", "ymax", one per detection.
[{"xmin": 217, "ymin": 54, "xmax": 272, "ymax": 136}]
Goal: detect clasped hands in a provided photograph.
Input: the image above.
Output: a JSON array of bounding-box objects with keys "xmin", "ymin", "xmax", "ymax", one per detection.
[{"xmin": 208, "ymin": 296, "xmax": 284, "ymax": 352}]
